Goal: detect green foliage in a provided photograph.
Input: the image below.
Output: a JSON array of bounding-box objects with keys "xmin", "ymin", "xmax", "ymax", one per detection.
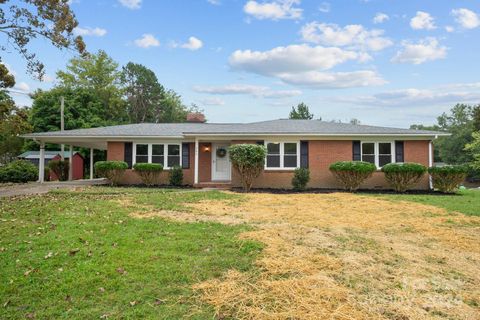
[
  {"xmin": 428, "ymin": 165, "xmax": 468, "ymax": 193},
  {"xmin": 0, "ymin": 160, "xmax": 38, "ymax": 183},
  {"xmin": 133, "ymin": 163, "xmax": 163, "ymax": 186},
  {"xmin": 465, "ymin": 131, "xmax": 480, "ymax": 170},
  {"xmin": 289, "ymin": 102, "xmax": 315, "ymax": 120},
  {"xmin": 292, "ymin": 167, "xmax": 310, "ymax": 191},
  {"xmin": 0, "ymin": 1, "xmax": 85, "ymax": 84},
  {"xmin": 169, "ymin": 165, "xmax": 184, "ymax": 186},
  {"xmin": 94, "ymin": 161, "xmax": 128, "ymax": 186},
  {"xmin": 381, "ymin": 163, "xmax": 427, "ymax": 192},
  {"xmin": 229, "ymin": 144, "xmax": 267, "ymax": 192},
  {"xmin": 329, "ymin": 161, "xmax": 377, "ymax": 191},
  {"xmin": 47, "ymin": 159, "xmax": 69, "ymax": 181},
  {"xmin": 0, "ymin": 91, "xmax": 32, "ymax": 164}
]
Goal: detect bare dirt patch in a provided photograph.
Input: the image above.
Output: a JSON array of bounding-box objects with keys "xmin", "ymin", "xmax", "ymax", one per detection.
[{"xmin": 131, "ymin": 192, "xmax": 480, "ymax": 319}]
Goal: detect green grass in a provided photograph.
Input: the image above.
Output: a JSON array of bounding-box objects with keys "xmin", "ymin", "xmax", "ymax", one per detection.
[
  {"xmin": 0, "ymin": 188, "xmax": 261, "ymax": 319},
  {"xmin": 374, "ymin": 189, "xmax": 480, "ymax": 216}
]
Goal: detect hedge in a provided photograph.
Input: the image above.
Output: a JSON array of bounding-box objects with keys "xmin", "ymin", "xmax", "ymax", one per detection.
[
  {"xmin": 0, "ymin": 160, "xmax": 38, "ymax": 183},
  {"xmin": 48, "ymin": 159, "xmax": 69, "ymax": 181},
  {"xmin": 292, "ymin": 167, "xmax": 310, "ymax": 191},
  {"xmin": 169, "ymin": 165, "xmax": 183, "ymax": 186},
  {"xmin": 133, "ymin": 163, "xmax": 163, "ymax": 186},
  {"xmin": 95, "ymin": 161, "xmax": 128, "ymax": 186},
  {"xmin": 382, "ymin": 163, "xmax": 427, "ymax": 192},
  {"xmin": 428, "ymin": 165, "xmax": 468, "ymax": 193},
  {"xmin": 329, "ymin": 161, "xmax": 376, "ymax": 191},
  {"xmin": 229, "ymin": 144, "xmax": 267, "ymax": 192}
]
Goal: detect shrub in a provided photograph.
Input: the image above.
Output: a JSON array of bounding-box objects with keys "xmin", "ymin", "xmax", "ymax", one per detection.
[
  {"xmin": 382, "ymin": 163, "xmax": 427, "ymax": 192},
  {"xmin": 329, "ymin": 161, "xmax": 376, "ymax": 191},
  {"xmin": 133, "ymin": 163, "xmax": 163, "ymax": 186},
  {"xmin": 292, "ymin": 167, "xmax": 310, "ymax": 191},
  {"xmin": 428, "ymin": 165, "xmax": 468, "ymax": 193},
  {"xmin": 94, "ymin": 161, "xmax": 128, "ymax": 186},
  {"xmin": 229, "ymin": 144, "xmax": 267, "ymax": 192},
  {"xmin": 169, "ymin": 165, "xmax": 183, "ymax": 186},
  {"xmin": 48, "ymin": 159, "xmax": 69, "ymax": 181},
  {"xmin": 0, "ymin": 160, "xmax": 38, "ymax": 183},
  {"xmin": 466, "ymin": 164, "xmax": 480, "ymax": 183}
]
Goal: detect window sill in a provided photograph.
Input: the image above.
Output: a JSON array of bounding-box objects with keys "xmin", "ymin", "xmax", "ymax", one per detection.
[{"xmin": 264, "ymin": 168, "xmax": 298, "ymax": 172}]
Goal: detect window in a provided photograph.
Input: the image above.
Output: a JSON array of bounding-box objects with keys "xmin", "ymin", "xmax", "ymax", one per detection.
[
  {"xmin": 265, "ymin": 142, "xmax": 299, "ymax": 169},
  {"xmin": 361, "ymin": 142, "xmax": 393, "ymax": 168},
  {"xmin": 167, "ymin": 144, "xmax": 180, "ymax": 167},
  {"xmin": 135, "ymin": 144, "xmax": 148, "ymax": 164},
  {"xmin": 133, "ymin": 143, "xmax": 181, "ymax": 168}
]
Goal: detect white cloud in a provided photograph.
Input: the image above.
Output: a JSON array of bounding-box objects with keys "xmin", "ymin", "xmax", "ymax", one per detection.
[
  {"xmin": 73, "ymin": 26, "xmax": 107, "ymax": 37},
  {"xmin": 207, "ymin": 0, "xmax": 221, "ymax": 4},
  {"xmin": 180, "ymin": 36, "xmax": 203, "ymax": 50},
  {"xmin": 243, "ymin": 0, "xmax": 302, "ymax": 20},
  {"xmin": 451, "ymin": 8, "xmax": 480, "ymax": 29},
  {"xmin": 373, "ymin": 12, "xmax": 389, "ymax": 24},
  {"xmin": 134, "ymin": 34, "xmax": 160, "ymax": 48},
  {"xmin": 14, "ymin": 82, "xmax": 30, "ymax": 92},
  {"xmin": 300, "ymin": 22, "xmax": 393, "ymax": 51},
  {"xmin": 198, "ymin": 97, "xmax": 225, "ymax": 106},
  {"xmin": 318, "ymin": 2, "xmax": 330, "ymax": 13},
  {"xmin": 4, "ymin": 63, "xmax": 16, "ymax": 76},
  {"xmin": 277, "ymin": 70, "xmax": 386, "ymax": 88},
  {"xmin": 118, "ymin": 0, "xmax": 141, "ymax": 9},
  {"xmin": 410, "ymin": 11, "xmax": 436, "ymax": 30},
  {"xmin": 445, "ymin": 26, "xmax": 455, "ymax": 33},
  {"xmin": 391, "ymin": 38, "xmax": 446, "ymax": 64},
  {"xmin": 193, "ymin": 84, "xmax": 302, "ymax": 98}
]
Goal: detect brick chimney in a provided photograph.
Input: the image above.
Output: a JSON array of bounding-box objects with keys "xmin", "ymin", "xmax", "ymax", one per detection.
[{"xmin": 186, "ymin": 112, "xmax": 206, "ymax": 123}]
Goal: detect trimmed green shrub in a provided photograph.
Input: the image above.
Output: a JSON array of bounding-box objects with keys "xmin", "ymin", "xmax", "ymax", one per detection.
[
  {"xmin": 329, "ymin": 161, "xmax": 376, "ymax": 191},
  {"xmin": 229, "ymin": 144, "xmax": 267, "ymax": 192},
  {"xmin": 382, "ymin": 163, "xmax": 427, "ymax": 192},
  {"xmin": 292, "ymin": 167, "xmax": 310, "ymax": 191},
  {"xmin": 0, "ymin": 160, "xmax": 38, "ymax": 183},
  {"xmin": 169, "ymin": 165, "xmax": 183, "ymax": 186},
  {"xmin": 133, "ymin": 163, "xmax": 163, "ymax": 186},
  {"xmin": 48, "ymin": 159, "xmax": 69, "ymax": 181},
  {"xmin": 95, "ymin": 161, "xmax": 128, "ymax": 186},
  {"xmin": 428, "ymin": 165, "xmax": 468, "ymax": 193}
]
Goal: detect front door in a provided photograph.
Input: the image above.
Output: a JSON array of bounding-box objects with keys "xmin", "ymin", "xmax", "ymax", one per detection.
[{"xmin": 211, "ymin": 143, "xmax": 231, "ymax": 181}]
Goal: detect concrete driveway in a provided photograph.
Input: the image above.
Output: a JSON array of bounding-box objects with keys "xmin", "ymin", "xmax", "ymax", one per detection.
[{"xmin": 0, "ymin": 179, "xmax": 108, "ymax": 198}]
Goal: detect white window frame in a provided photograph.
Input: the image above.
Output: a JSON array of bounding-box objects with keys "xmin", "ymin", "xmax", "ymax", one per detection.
[
  {"xmin": 361, "ymin": 141, "xmax": 395, "ymax": 169},
  {"xmin": 132, "ymin": 142, "xmax": 182, "ymax": 169},
  {"xmin": 264, "ymin": 141, "xmax": 300, "ymax": 170}
]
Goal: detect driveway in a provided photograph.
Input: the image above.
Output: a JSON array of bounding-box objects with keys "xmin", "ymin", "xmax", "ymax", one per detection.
[{"xmin": 0, "ymin": 179, "xmax": 108, "ymax": 198}]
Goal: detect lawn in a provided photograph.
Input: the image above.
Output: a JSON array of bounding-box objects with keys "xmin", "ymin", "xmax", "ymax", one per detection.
[
  {"xmin": 0, "ymin": 188, "xmax": 261, "ymax": 319},
  {"xmin": 1, "ymin": 187, "xmax": 479, "ymax": 320}
]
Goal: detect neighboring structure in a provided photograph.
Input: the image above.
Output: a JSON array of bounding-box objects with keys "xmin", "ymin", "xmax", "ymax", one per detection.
[
  {"xmin": 18, "ymin": 151, "xmax": 85, "ymax": 180},
  {"xmin": 22, "ymin": 120, "xmax": 448, "ymax": 189}
]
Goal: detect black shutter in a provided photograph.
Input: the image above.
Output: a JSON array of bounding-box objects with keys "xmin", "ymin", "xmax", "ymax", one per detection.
[
  {"xmin": 395, "ymin": 141, "xmax": 404, "ymax": 163},
  {"xmin": 352, "ymin": 141, "xmax": 361, "ymax": 161},
  {"xmin": 300, "ymin": 141, "xmax": 309, "ymax": 168},
  {"xmin": 124, "ymin": 142, "xmax": 133, "ymax": 168},
  {"xmin": 182, "ymin": 143, "xmax": 190, "ymax": 169},
  {"xmin": 256, "ymin": 140, "xmax": 264, "ymax": 145}
]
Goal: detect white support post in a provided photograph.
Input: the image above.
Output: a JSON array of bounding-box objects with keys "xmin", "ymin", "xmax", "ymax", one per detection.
[
  {"xmin": 90, "ymin": 148, "xmax": 94, "ymax": 180},
  {"xmin": 428, "ymin": 140, "xmax": 433, "ymax": 190},
  {"xmin": 38, "ymin": 142, "xmax": 45, "ymax": 183},
  {"xmin": 194, "ymin": 138, "xmax": 199, "ymax": 185},
  {"xmin": 68, "ymin": 145, "xmax": 73, "ymax": 181}
]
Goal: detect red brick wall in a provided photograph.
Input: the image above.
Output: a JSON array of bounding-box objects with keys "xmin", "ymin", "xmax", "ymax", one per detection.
[{"xmin": 199, "ymin": 143, "xmax": 212, "ymax": 183}]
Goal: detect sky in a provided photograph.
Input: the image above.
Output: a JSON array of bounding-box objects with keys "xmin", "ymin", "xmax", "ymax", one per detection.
[{"xmin": 4, "ymin": 0, "xmax": 480, "ymax": 128}]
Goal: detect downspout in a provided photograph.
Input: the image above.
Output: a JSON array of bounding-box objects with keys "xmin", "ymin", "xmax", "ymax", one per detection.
[{"xmin": 428, "ymin": 135, "xmax": 436, "ymax": 190}]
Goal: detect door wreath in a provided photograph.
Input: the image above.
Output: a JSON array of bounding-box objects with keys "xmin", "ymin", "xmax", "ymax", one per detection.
[{"xmin": 216, "ymin": 147, "xmax": 227, "ymax": 158}]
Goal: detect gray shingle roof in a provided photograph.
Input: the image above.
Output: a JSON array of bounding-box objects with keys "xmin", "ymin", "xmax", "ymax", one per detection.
[
  {"xmin": 23, "ymin": 119, "xmax": 447, "ymax": 137},
  {"xmin": 18, "ymin": 151, "xmax": 79, "ymax": 159}
]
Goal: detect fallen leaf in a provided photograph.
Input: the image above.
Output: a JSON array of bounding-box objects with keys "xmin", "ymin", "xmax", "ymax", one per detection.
[
  {"xmin": 154, "ymin": 298, "xmax": 165, "ymax": 305},
  {"xmin": 99, "ymin": 287, "xmax": 105, "ymax": 293},
  {"xmin": 3, "ymin": 300, "xmax": 10, "ymax": 308},
  {"xmin": 65, "ymin": 295, "xmax": 72, "ymax": 302},
  {"xmin": 87, "ymin": 251, "xmax": 93, "ymax": 257},
  {"xmin": 69, "ymin": 248, "xmax": 80, "ymax": 256},
  {"xmin": 129, "ymin": 300, "xmax": 137, "ymax": 306},
  {"xmin": 116, "ymin": 267, "xmax": 126, "ymax": 275},
  {"xmin": 25, "ymin": 312, "xmax": 35, "ymax": 319},
  {"xmin": 24, "ymin": 268, "xmax": 35, "ymax": 276},
  {"xmin": 44, "ymin": 252, "xmax": 53, "ymax": 259}
]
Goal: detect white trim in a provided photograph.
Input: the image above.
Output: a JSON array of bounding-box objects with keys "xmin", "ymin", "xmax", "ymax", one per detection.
[
  {"xmin": 38, "ymin": 142, "xmax": 45, "ymax": 183},
  {"xmin": 194, "ymin": 138, "xmax": 199, "ymax": 184},
  {"xmin": 68, "ymin": 145, "xmax": 73, "ymax": 181},
  {"xmin": 264, "ymin": 141, "xmax": 300, "ymax": 170},
  {"xmin": 132, "ymin": 142, "xmax": 182, "ymax": 169},
  {"xmin": 90, "ymin": 148, "xmax": 94, "ymax": 180},
  {"xmin": 428, "ymin": 140, "xmax": 433, "ymax": 189},
  {"xmin": 211, "ymin": 143, "xmax": 232, "ymax": 181},
  {"xmin": 361, "ymin": 141, "xmax": 395, "ymax": 169}
]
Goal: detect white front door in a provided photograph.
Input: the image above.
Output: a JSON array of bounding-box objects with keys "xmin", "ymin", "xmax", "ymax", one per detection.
[{"xmin": 211, "ymin": 143, "xmax": 231, "ymax": 181}]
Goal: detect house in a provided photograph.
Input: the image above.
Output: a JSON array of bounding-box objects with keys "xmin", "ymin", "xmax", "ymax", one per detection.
[
  {"xmin": 22, "ymin": 119, "xmax": 448, "ymax": 189},
  {"xmin": 18, "ymin": 151, "xmax": 85, "ymax": 180}
]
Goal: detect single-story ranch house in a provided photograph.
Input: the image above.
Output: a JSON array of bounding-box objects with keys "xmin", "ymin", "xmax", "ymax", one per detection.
[{"xmin": 23, "ymin": 119, "xmax": 448, "ymax": 190}]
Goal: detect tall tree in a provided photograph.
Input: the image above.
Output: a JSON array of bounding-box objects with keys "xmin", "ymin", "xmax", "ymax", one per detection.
[
  {"xmin": 465, "ymin": 131, "xmax": 480, "ymax": 169},
  {"xmin": 57, "ymin": 50, "xmax": 126, "ymax": 122},
  {"xmin": 0, "ymin": 0, "xmax": 86, "ymax": 85},
  {"xmin": 473, "ymin": 104, "xmax": 480, "ymax": 131},
  {"xmin": 120, "ymin": 62, "xmax": 165, "ymax": 123},
  {"xmin": 289, "ymin": 103, "xmax": 314, "ymax": 120},
  {"xmin": 0, "ymin": 91, "xmax": 31, "ymax": 163}
]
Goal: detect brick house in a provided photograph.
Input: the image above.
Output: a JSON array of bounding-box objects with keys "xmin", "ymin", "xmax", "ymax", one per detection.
[{"xmin": 23, "ymin": 119, "xmax": 447, "ymax": 189}]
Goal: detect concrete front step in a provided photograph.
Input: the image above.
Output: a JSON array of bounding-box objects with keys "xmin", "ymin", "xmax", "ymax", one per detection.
[{"xmin": 194, "ymin": 181, "xmax": 232, "ymax": 189}]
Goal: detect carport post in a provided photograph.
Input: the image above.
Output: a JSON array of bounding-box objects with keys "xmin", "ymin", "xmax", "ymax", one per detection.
[
  {"xmin": 68, "ymin": 145, "xmax": 73, "ymax": 181},
  {"xmin": 90, "ymin": 148, "xmax": 94, "ymax": 180},
  {"xmin": 38, "ymin": 141, "xmax": 45, "ymax": 183},
  {"xmin": 194, "ymin": 137, "xmax": 199, "ymax": 185}
]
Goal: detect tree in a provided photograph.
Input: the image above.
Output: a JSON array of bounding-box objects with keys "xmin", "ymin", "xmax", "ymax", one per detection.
[
  {"xmin": 120, "ymin": 62, "xmax": 165, "ymax": 123},
  {"xmin": 57, "ymin": 50, "xmax": 126, "ymax": 122},
  {"xmin": 228, "ymin": 144, "xmax": 267, "ymax": 192},
  {"xmin": 0, "ymin": 0, "xmax": 86, "ymax": 85},
  {"xmin": 465, "ymin": 131, "xmax": 480, "ymax": 169},
  {"xmin": 0, "ymin": 91, "xmax": 32, "ymax": 164},
  {"xmin": 289, "ymin": 103, "xmax": 314, "ymax": 120},
  {"xmin": 161, "ymin": 90, "xmax": 189, "ymax": 123},
  {"xmin": 473, "ymin": 105, "xmax": 480, "ymax": 131}
]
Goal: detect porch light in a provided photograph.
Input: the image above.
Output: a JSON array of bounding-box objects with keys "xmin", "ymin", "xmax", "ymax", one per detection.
[{"xmin": 203, "ymin": 145, "xmax": 211, "ymax": 152}]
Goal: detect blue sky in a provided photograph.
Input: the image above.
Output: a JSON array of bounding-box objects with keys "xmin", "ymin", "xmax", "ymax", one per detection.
[{"xmin": 5, "ymin": 0, "xmax": 480, "ymax": 127}]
